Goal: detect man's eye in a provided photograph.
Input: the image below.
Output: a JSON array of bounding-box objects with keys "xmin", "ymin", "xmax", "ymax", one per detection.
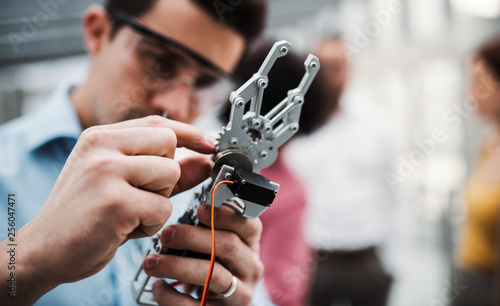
[
  {"xmin": 140, "ymin": 52, "xmax": 177, "ymax": 78},
  {"xmin": 195, "ymin": 74, "xmax": 217, "ymax": 88}
]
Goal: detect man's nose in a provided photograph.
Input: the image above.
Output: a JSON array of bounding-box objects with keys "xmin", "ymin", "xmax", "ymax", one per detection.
[{"xmin": 151, "ymin": 83, "xmax": 193, "ymax": 123}]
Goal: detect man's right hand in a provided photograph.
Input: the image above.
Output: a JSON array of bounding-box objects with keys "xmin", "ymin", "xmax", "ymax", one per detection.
[{"xmin": 3, "ymin": 116, "xmax": 215, "ymax": 305}]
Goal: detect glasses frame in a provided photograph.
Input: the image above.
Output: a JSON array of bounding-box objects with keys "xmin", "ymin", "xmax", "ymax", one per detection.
[{"xmin": 106, "ymin": 8, "xmax": 236, "ymax": 83}]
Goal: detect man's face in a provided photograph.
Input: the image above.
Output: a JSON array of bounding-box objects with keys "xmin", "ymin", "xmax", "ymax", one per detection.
[
  {"xmin": 316, "ymin": 39, "xmax": 348, "ymax": 94},
  {"xmin": 88, "ymin": 0, "xmax": 245, "ymax": 125},
  {"xmin": 470, "ymin": 58, "xmax": 500, "ymax": 122}
]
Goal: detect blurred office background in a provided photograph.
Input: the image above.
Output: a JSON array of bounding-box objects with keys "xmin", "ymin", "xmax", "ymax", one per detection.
[{"xmin": 1, "ymin": 0, "xmax": 500, "ymax": 305}]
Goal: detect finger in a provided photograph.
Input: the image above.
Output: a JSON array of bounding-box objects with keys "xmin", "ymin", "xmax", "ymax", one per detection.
[
  {"xmin": 159, "ymin": 224, "xmax": 259, "ymax": 281},
  {"xmin": 118, "ymin": 185, "xmax": 173, "ymax": 238},
  {"xmin": 80, "ymin": 125, "xmax": 178, "ymax": 158},
  {"xmin": 143, "ymin": 254, "xmax": 234, "ymax": 295},
  {"xmin": 97, "ymin": 115, "xmax": 216, "ymax": 154},
  {"xmin": 151, "ymin": 280, "xmax": 199, "ymax": 306},
  {"xmin": 122, "ymin": 155, "xmax": 181, "ymax": 197},
  {"xmin": 171, "ymin": 155, "xmax": 212, "ymax": 196},
  {"xmin": 197, "ymin": 205, "xmax": 263, "ymax": 252}
]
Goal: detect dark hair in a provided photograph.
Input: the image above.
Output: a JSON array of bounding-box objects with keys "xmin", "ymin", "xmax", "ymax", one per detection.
[
  {"xmin": 105, "ymin": 0, "xmax": 267, "ymax": 43},
  {"xmin": 219, "ymin": 40, "xmax": 338, "ymax": 136},
  {"xmin": 476, "ymin": 34, "xmax": 500, "ymax": 80}
]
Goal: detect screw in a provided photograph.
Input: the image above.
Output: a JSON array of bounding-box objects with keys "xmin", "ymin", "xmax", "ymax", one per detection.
[
  {"xmin": 234, "ymin": 97, "xmax": 245, "ymax": 107},
  {"xmin": 241, "ymin": 180, "xmax": 247, "ymax": 185},
  {"xmin": 311, "ymin": 62, "xmax": 318, "ymax": 69},
  {"xmin": 254, "ymin": 159, "xmax": 259, "ymax": 165},
  {"xmin": 258, "ymin": 78, "xmax": 268, "ymax": 89},
  {"xmin": 230, "ymin": 138, "xmax": 238, "ymax": 146},
  {"xmin": 252, "ymin": 118, "xmax": 261, "ymax": 128},
  {"xmin": 260, "ymin": 151, "xmax": 268, "ymax": 159},
  {"xmin": 290, "ymin": 124, "xmax": 299, "ymax": 132},
  {"xmin": 280, "ymin": 47, "xmax": 288, "ymax": 55},
  {"xmin": 264, "ymin": 125, "xmax": 272, "ymax": 132},
  {"xmin": 235, "ymin": 193, "xmax": 239, "ymax": 198},
  {"xmin": 224, "ymin": 173, "xmax": 232, "ymax": 180},
  {"xmin": 274, "ymin": 190, "xmax": 278, "ymax": 195},
  {"xmin": 293, "ymin": 96, "xmax": 304, "ymax": 105}
]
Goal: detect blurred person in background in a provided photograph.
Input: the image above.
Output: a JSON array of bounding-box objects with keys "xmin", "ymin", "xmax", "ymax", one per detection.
[
  {"xmin": 219, "ymin": 39, "xmax": 337, "ymax": 306},
  {"xmin": 285, "ymin": 35, "xmax": 397, "ymax": 306},
  {"xmin": 218, "ymin": 39, "xmax": 337, "ymax": 306},
  {"xmin": 0, "ymin": 0, "xmax": 270, "ymax": 305},
  {"xmin": 453, "ymin": 34, "xmax": 500, "ymax": 306}
]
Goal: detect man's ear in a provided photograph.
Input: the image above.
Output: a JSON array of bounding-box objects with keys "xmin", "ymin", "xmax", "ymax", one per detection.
[{"xmin": 82, "ymin": 5, "xmax": 111, "ymax": 55}]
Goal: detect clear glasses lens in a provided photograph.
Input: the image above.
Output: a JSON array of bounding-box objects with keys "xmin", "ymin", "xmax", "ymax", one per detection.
[{"xmin": 132, "ymin": 36, "xmax": 235, "ymax": 112}]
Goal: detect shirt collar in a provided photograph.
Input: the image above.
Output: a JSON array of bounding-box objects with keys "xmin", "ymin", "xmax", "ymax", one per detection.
[{"xmin": 25, "ymin": 81, "xmax": 83, "ymax": 152}]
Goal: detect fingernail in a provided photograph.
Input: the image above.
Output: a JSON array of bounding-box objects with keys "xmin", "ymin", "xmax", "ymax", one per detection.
[
  {"xmin": 144, "ymin": 255, "xmax": 159, "ymax": 270},
  {"xmin": 161, "ymin": 227, "xmax": 176, "ymax": 244},
  {"xmin": 205, "ymin": 134, "xmax": 217, "ymax": 147}
]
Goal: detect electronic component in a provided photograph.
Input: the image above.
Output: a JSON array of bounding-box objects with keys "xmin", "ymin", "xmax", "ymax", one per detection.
[{"xmin": 132, "ymin": 40, "xmax": 320, "ymax": 305}]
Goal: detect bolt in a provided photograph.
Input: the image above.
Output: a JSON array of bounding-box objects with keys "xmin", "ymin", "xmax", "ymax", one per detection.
[
  {"xmin": 280, "ymin": 46, "xmax": 288, "ymax": 55},
  {"xmin": 224, "ymin": 173, "xmax": 232, "ymax": 180},
  {"xmin": 293, "ymin": 96, "xmax": 304, "ymax": 105},
  {"xmin": 234, "ymin": 97, "xmax": 245, "ymax": 107},
  {"xmin": 258, "ymin": 78, "xmax": 268, "ymax": 89},
  {"xmin": 252, "ymin": 118, "xmax": 261, "ymax": 128}
]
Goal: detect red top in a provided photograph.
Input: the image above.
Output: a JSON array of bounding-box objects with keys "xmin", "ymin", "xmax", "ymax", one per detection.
[{"xmin": 260, "ymin": 155, "xmax": 313, "ymax": 306}]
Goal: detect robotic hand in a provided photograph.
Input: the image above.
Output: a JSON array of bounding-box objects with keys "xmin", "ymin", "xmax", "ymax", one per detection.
[{"xmin": 132, "ymin": 40, "xmax": 320, "ymax": 305}]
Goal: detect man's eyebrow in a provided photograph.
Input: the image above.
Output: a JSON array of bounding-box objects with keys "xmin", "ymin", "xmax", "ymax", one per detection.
[
  {"xmin": 138, "ymin": 38, "xmax": 194, "ymax": 68},
  {"xmin": 137, "ymin": 38, "xmax": 167, "ymax": 53}
]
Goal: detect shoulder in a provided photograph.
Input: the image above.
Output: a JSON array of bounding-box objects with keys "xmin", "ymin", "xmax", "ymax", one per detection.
[
  {"xmin": 0, "ymin": 115, "xmax": 37, "ymax": 169},
  {"xmin": 0, "ymin": 114, "xmax": 38, "ymax": 146}
]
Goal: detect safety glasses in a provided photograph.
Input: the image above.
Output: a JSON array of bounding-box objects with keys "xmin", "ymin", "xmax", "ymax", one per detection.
[{"xmin": 107, "ymin": 8, "xmax": 237, "ymax": 112}]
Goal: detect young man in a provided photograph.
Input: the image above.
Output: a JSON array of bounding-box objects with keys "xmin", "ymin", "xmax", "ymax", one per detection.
[{"xmin": 0, "ymin": 0, "xmax": 268, "ymax": 305}]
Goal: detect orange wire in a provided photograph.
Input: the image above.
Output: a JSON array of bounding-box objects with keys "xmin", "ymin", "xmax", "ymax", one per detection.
[{"xmin": 200, "ymin": 180, "xmax": 234, "ymax": 306}]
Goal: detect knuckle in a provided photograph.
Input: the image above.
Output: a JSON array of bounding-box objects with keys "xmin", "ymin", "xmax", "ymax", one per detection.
[
  {"xmin": 219, "ymin": 233, "xmax": 240, "ymax": 258},
  {"xmin": 175, "ymin": 224, "xmax": 197, "ymax": 244},
  {"xmin": 254, "ymin": 257, "xmax": 265, "ymax": 281},
  {"xmin": 210, "ymin": 264, "xmax": 226, "ymax": 287},
  {"xmin": 168, "ymin": 160, "xmax": 181, "ymax": 182},
  {"xmin": 102, "ymin": 184, "xmax": 127, "ymax": 208},
  {"xmin": 158, "ymin": 128, "xmax": 177, "ymax": 157},
  {"xmin": 163, "ymin": 127, "xmax": 177, "ymax": 144},
  {"xmin": 248, "ymin": 218, "xmax": 263, "ymax": 239},
  {"xmin": 240, "ymin": 290, "xmax": 253, "ymax": 306},
  {"xmin": 81, "ymin": 126, "xmax": 106, "ymax": 148},
  {"xmin": 86, "ymin": 155, "xmax": 118, "ymax": 176},
  {"xmin": 145, "ymin": 115, "xmax": 165, "ymax": 127},
  {"xmin": 157, "ymin": 198, "xmax": 172, "ymax": 221}
]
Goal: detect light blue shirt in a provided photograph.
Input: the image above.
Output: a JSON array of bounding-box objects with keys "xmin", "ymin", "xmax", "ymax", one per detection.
[
  {"xmin": 0, "ymin": 82, "xmax": 137, "ymax": 306},
  {"xmin": 0, "ymin": 82, "xmax": 274, "ymax": 306}
]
